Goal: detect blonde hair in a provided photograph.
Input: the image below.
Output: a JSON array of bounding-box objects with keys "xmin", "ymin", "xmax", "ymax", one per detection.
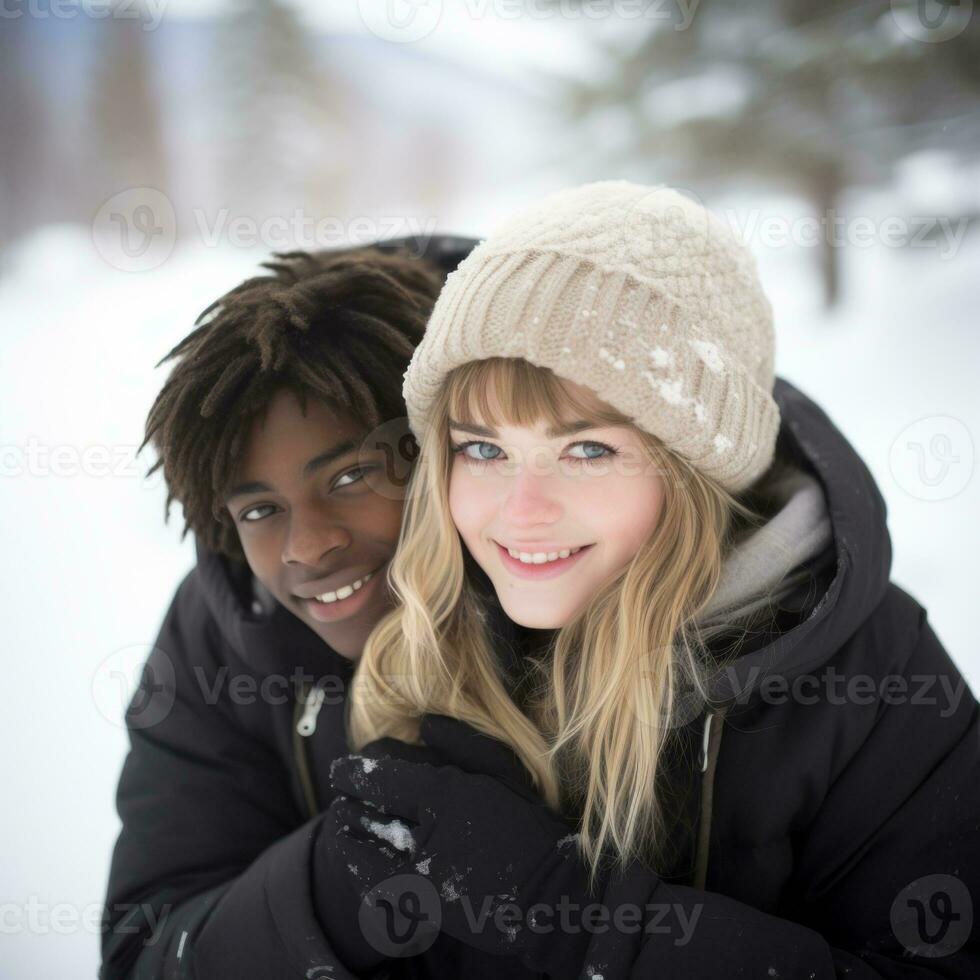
[{"xmin": 348, "ymin": 357, "xmax": 768, "ymax": 890}]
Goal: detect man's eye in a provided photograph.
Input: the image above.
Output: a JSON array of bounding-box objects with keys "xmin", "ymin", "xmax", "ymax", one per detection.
[
  {"xmin": 241, "ymin": 504, "xmax": 276, "ymax": 522},
  {"xmin": 334, "ymin": 466, "xmax": 371, "ymax": 488},
  {"xmin": 237, "ymin": 467, "xmax": 373, "ymax": 524}
]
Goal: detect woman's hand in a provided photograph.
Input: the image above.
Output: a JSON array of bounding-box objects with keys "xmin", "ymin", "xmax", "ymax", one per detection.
[
  {"xmin": 312, "ymin": 731, "xmax": 458, "ymax": 974},
  {"xmin": 323, "ymin": 714, "xmax": 611, "ymax": 977}
]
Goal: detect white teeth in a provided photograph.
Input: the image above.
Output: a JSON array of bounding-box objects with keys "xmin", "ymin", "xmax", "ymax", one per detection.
[
  {"xmin": 314, "ymin": 571, "xmax": 374, "ymax": 603},
  {"xmin": 506, "ymin": 546, "xmax": 582, "ymax": 565}
]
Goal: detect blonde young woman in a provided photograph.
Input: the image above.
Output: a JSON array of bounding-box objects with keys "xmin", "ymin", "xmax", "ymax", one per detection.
[{"xmin": 319, "ymin": 183, "xmax": 978, "ymax": 980}]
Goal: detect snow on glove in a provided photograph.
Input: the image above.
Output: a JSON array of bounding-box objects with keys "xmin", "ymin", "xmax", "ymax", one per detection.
[
  {"xmin": 325, "ymin": 714, "xmax": 612, "ymax": 979},
  {"xmin": 312, "ymin": 734, "xmax": 458, "ymax": 974}
]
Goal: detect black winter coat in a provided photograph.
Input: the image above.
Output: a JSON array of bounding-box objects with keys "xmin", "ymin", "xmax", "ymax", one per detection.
[{"xmin": 100, "ymin": 372, "xmax": 980, "ymax": 979}]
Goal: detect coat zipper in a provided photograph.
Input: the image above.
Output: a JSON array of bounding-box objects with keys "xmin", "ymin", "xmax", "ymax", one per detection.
[
  {"xmin": 297, "ymin": 683, "xmax": 326, "ymax": 736},
  {"xmin": 292, "ymin": 682, "xmax": 323, "ymax": 820},
  {"xmin": 700, "ymin": 710, "xmax": 714, "ymax": 772},
  {"xmin": 693, "ymin": 706, "xmax": 727, "ymax": 891}
]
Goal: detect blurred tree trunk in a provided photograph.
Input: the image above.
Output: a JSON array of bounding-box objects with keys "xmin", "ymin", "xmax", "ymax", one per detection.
[{"xmin": 809, "ymin": 161, "xmax": 844, "ymax": 308}]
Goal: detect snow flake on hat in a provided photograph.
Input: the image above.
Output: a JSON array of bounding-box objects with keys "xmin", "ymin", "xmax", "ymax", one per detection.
[
  {"xmin": 714, "ymin": 432, "xmax": 733, "ymax": 453},
  {"xmin": 641, "ymin": 371, "xmax": 687, "ymax": 405},
  {"xmin": 689, "ymin": 338, "xmax": 726, "ymax": 374},
  {"xmin": 599, "ymin": 347, "xmax": 626, "ymax": 371},
  {"xmin": 649, "ymin": 346, "xmax": 673, "ymax": 368}
]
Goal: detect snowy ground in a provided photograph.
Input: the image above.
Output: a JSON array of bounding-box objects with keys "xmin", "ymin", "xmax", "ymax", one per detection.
[{"xmin": 2, "ymin": 181, "xmax": 978, "ymax": 976}]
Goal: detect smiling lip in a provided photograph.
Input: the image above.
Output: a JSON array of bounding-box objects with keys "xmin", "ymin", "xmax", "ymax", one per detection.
[
  {"xmin": 295, "ymin": 563, "xmax": 384, "ymax": 600},
  {"xmin": 298, "ymin": 561, "xmax": 388, "ymax": 622},
  {"xmin": 494, "ymin": 540, "xmax": 594, "ymax": 580}
]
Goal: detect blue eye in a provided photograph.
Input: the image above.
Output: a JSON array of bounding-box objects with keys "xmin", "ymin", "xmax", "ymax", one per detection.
[
  {"xmin": 451, "ymin": 441, "xmax": 504, "ymax": 463},
  {"xmin": 569, "ymin": 443, "xmax": 610, "ymax": 460},
  {"xmin": 450, "ymin": 440, "xmax": 619, "ymax": 466}
]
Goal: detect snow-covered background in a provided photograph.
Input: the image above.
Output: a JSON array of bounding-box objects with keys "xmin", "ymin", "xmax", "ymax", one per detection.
[{"xmin": 3, "ymin": 3, "xmax": 979, "ymax": 977}]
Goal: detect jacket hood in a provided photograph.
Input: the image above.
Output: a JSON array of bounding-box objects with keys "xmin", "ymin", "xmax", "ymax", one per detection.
[
  {"xmin": 701, "ymin": 375, "xmax": 893, "ymax": 706},
  {"xmin": 695, "ymin": 449, "xmax": 833, "ymax": 637}
]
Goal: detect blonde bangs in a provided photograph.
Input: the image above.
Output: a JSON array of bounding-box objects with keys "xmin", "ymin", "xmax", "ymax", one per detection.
[{"xmin": 446, "ymin": 357, "xmax": 634, "ymax": 435}]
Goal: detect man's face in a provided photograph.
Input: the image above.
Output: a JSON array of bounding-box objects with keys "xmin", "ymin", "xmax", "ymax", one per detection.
[{"xmin": 224, "ymin": 389, "xmax": 405, "ymax": 661}]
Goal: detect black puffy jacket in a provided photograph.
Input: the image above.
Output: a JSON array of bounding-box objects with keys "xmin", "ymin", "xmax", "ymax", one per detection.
[{"xmin": 100, "ymin": 366, "xmax": 980, "ymax": 978}]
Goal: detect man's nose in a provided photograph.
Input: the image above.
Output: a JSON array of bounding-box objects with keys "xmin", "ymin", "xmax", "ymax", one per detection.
[{"xmin": 281, "ymin": 508, "xmax": 350, "ymax": 566}]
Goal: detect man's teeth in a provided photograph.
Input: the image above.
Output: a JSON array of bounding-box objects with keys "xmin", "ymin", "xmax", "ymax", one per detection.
[
  {"xmin": 506, "ymin": 546, "xmax": 583, "ymax": 565},
  {"xmin": 314, "ymin": 571, "xmax": 374, "ymax": 603}
]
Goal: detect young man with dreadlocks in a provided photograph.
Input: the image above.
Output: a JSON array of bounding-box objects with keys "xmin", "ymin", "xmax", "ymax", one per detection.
[{"xmin": 98, "ymin": 236, "xmax": 480, "ymax": 980}]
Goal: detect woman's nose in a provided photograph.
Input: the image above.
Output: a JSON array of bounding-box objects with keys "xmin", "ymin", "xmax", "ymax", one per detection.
[{"xmin": 499, "ymin": 467, "xmax": 563, "ymax": 526}]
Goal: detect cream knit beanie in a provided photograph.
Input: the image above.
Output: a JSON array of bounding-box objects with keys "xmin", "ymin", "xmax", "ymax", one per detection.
[{"xmin": 402, "ymin": 180, "xmax": 781, "ymax": 493}]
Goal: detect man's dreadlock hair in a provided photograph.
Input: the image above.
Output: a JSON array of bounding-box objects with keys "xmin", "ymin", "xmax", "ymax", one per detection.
[{"xmin": 138, "ymin": 245, "xmax": 446, "ymax": 563}]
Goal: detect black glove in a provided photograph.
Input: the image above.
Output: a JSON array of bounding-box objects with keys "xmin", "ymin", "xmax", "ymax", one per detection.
[
  {"xmin": 324, "ymin": 714, "xmax": 612, "ymax": 978},
  {"xmin": 312, "ymin": 733, "xmax": 455, "ymax": 974}
]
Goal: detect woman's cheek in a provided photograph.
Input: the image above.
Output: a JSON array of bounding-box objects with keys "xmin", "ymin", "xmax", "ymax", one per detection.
[
  {"xmin": 595, "ymin": 475, "xmax": 665, "ymax": 550},
  {"xmin": 448, "ymin": 467, "xmax": 485, "ymax": 537}
]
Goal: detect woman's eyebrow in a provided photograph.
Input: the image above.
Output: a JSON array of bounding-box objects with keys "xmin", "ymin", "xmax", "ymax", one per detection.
[{"xmin": 448, "ymin": 419, "xmax": 598, "ymax": 439}]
